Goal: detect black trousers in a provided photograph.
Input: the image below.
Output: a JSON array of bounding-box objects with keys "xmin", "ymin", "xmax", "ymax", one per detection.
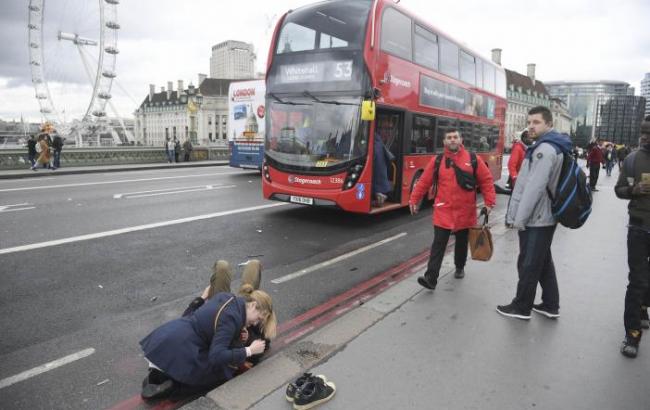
[
  {"xmin": 625, "ymin": 227, "xmax": 650, "ymax": 331},
  {"xmin": 589, "ymin": 164, "xmax": 600, "ymax": 189},
  {"xmin": 424, "ymin": 226, "xmax": 468, "ymax": 285},
  {"xmin": 512, "ymin": 226, "xmax": 559, "ymax": 312}
]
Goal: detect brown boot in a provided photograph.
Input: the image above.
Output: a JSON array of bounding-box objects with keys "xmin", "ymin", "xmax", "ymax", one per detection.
[
  {"xmin": 239, "ymin": 260, "xmax": 262, "ymax": 294},
  {"xmin": 207, "ymin": 260, "xmax": 232, "ymax": 298}
]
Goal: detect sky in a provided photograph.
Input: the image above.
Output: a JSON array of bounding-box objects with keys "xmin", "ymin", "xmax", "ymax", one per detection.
[{"xmin": 1, "ymin": 0, "xmax": 649, "ymax": 123}]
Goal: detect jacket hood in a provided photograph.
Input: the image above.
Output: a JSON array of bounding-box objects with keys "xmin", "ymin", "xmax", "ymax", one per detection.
[{"xmin": 526, "ymin": 130, "xmax": 572, "ymax": 159}]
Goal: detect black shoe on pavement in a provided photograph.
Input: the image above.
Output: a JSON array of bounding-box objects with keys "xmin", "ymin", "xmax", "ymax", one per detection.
[
  {"xmin": 285, "ymin": 373, "xmax": 327, "ymax": 402},
  {"xmin": 641, "ymin": 307, "xmax": 649, "ymax": 329},
  {"xmin": 532, "ymin": 303, "xmax": 560, "ymax": 319},
  {"xmin": 141, "ymin": 379, "xmax": 175, "ymax": 400},
  {"xmin": 454, "ymin": 268, "xmax": 465, "ymax": 279},
  {"xmin": 620, "ymin": 329, "xmax": 642, "ymax": 358},
  {"xmin": 293, "ymin": 377, "xmax": 336, "ymax": 410},
  {"xmin": 591, "ymin": 187, "xmax": 599, "ymax": 191},
  {"xmin": 496, "ymin": 303, "xmax": 531, "ymax": 320},
  {"xmin": 417, "ymin": 276, "xmax": 436, "ymax": 290}
]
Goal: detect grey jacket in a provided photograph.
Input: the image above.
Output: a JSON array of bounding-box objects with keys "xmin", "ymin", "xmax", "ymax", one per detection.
[{"xmin": 506, "ymin": 139, "xmax": 563, "ymax": 229}]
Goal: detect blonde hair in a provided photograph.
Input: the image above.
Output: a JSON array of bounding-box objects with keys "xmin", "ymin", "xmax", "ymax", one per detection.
[{"xmin": 240, "ymin": 284, "xmax": 277, "ymax": 339}]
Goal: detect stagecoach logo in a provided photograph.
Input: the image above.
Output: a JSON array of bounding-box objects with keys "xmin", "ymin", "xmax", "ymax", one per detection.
[
  {"xmin": 383, "ymin": 72, "xmax": 412, "ymax": 89},
  {"xmin": 288, "ymin": 175, "xmax": 322, "ymax": 185}
]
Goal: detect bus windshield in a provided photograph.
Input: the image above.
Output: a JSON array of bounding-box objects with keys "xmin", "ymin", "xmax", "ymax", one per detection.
[
  {"xmin": 275, "ymin": 0, "xmax": 371, "ymax": 54},
  {"xmin": 265, "ymin": 97, "xmax": 368, "ymax": 169}
]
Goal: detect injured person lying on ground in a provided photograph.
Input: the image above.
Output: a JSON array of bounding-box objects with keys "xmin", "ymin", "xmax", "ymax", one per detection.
[{"xmin": 139, "ymin": 259, "xmax": 277, "ymax": 401}]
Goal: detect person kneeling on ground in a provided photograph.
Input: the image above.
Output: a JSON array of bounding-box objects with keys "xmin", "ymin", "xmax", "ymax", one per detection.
[{"xmin": 139, "ymin": 259, "xmax": 277, "ymax": 400}]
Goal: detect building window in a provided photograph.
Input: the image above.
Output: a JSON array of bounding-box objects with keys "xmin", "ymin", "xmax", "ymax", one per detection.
[{"xmin": 209, "ymin": 132, "xmax": 213, "ymax": 141}]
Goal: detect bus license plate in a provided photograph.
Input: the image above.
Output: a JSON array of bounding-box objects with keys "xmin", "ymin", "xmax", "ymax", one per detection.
[{"xmin": 290, "ymin": 195, "xmax": 313, "ymax": 205}]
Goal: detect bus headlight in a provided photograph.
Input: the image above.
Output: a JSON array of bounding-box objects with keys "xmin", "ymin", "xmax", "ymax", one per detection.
[
  {"xmin": 342, "ymin": 164, "xmax": 364, "ymax": 190},
  {"xmin": 263, "ymin": 162, "xmax": 271, "ymax": 182}
]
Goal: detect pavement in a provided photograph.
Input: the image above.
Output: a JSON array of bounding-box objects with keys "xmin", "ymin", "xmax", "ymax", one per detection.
[
  {"xmin": 181, "ymin": 170, "xmax": 650, "ymax": 410},
  {"xmin": 0, "ymin": 160, "xmax": 229, "ymax": 179}
]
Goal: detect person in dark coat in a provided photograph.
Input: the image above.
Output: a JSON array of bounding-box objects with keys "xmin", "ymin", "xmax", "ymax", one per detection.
[
  {"xmin": 139, "ymin": 285, "xmax": 276, "ymax": 399},
  {"xmin": 26, "ymin": 135, "xmax": 37, "ymax": 168},
  {"xmin": 372, "ymin": 116, "xmax": 395, "ymax": 206},
  {"xmin": 174, "ymin": 139, "xmax": 181, "ymax": 163},
  {"xmin": 51, "ymin": 134, "xmax": 64, "ymax": 169}
]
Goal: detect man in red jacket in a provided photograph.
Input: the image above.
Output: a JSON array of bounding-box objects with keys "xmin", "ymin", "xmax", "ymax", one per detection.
[
  {"xmin": 587, "ymin": 140, "xmax": 605, "ymax": 191},
  {"xmin": 409, "ymin": 128, "xmax": 497, "ymax": 289},
  {"xmin": 507, "ymin": 130, "xmax": 531, "ymax": 188}
]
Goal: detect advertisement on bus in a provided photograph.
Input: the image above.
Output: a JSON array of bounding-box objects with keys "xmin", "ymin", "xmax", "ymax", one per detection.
[{"xmin": 228, "ymin": 80, "xmax": 265, "ymax": 170}]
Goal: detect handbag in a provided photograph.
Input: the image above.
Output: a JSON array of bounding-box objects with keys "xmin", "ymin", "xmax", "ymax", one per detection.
[{"xmin": 468, "ymin": 208, "xmax": 493, "ymax": 261}]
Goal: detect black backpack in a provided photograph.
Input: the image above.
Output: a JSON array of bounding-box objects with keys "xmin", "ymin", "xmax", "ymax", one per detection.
[
  {"xmin": 532, "ymin": 141, "xmax": 592, "ymax": 229},
  {"xmin": 433, "ymin": 152, "xmax": 478, "ymax": 190}
]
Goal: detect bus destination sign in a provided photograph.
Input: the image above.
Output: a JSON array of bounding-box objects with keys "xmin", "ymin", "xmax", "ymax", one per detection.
[
  {"xmin": 420, "ymin": 75, "xmax": 495, "ymax": 119},
  {"xmin": 279, "ymin": 61, "xmax": 353, "ymax": 84}
]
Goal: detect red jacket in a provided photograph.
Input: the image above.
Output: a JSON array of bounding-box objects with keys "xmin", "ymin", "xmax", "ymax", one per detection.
[
  {"xmin": 409, "ymin": 145, "xmax": 496, "ymax": 231},
  {"xmin": 507, "ymin": 141, "xmax": 526, "ymax": 183},
  {"xmin": 587, "ymin": 146, "xmax": 604, "ymax": 166}
]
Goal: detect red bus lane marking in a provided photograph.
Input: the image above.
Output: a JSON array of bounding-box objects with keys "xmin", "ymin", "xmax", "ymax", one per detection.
[{"xmin": 106, "ymin": 247, "xmax": 438, "ymax": 410}]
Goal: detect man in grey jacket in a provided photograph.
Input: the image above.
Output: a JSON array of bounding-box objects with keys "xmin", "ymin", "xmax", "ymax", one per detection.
[
  {"xmin": 614, "ymin": 115, "xmax": 650, "ymax": 358},
  {"xmin": 497, "ymin": 106, "xmax": 572, "ymax": 320}
]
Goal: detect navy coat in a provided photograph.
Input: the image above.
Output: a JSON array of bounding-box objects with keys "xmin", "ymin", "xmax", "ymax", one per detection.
[{"xmin": 140, "ymin": 293, "xmax": 248, "ymax": 386}]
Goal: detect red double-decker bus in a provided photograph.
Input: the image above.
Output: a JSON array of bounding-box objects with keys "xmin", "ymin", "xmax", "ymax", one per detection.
[{"xmin": 263, "ymin": 0, "xmax": 507, "ymax": 213}]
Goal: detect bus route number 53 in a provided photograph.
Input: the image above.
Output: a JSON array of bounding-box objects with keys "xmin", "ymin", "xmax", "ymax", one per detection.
[{"xmin": 334, "ymin": 61, "xmax": 353, "ymax": 80}]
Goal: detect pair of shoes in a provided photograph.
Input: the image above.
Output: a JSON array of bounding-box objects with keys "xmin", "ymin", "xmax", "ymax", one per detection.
[
  {"xmin": 496, "ymin": 303, "xmax": 531, "ymax": 320},
  {"xmin": 285, "ymin": 373, "xmax": 327, "ymax": 402},
  {"xmin": 620, "ymin": 329, "xmax": 642, "ymax": 358},
  {"xmin": 141, "ymin": 379, "xmax": 175, "ymax": 400},
  {"xmin": 454, "ymin": 268, "xmax": 465, "ymax": 279},
  {"xmin": 288, "ymin": 374, "xmax": 336, "ymax": 410},
  {"xmin": 417, "ymin": 276, "xmax": 436, "ymax": 290},
  {"xmin": 375, "ymin": 193, "xmax": 387, "ymax": 206},
  {"xmin": 239, "ymin": 259, "xmax": 261, "ymax": 293},
  {"xmin": 641, "ymin": 307, "xmax": 649, "ymax": 329},
  {"xmin": 532, "ymin": 303, "xmax": 560, "ymax": 319},
  {"xmin": 207, "ymin": 260, "xmax": 232, "ymax": 298}
]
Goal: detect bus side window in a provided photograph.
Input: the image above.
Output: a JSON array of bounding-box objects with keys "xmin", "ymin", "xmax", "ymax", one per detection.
[
  {"xmin": 411, "ymin": 115, "xmax": 436, "ymax": 154},
  {"xmin": 490, "ymin": 126, "xmax": 500, "ymax": 150}
]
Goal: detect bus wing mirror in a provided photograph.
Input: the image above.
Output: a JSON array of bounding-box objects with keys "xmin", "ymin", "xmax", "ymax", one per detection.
[{"xmin": 361, "ymin": 100, "xmax": 375, "ymax": 121}]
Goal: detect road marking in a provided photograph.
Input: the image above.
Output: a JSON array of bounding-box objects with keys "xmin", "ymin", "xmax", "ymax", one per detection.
[
  {"xmin": 0, "ymin": 203, "xmax": 287, "ymax": 255},
  {"xmin": 272, "ymin": 232, "xmax": 408, "ymax": 284},
  {"xmin": 0, "ymin": 171, "xmax": 250, "ymax": 193},
  {"xmin": 113, "ymin": 184, "xmax": 234, "ymax": 199},
  {"xmin": 0, "ymin": 203, "xmax": 36, "ymax": 213},
  {"xmin": 0, "ymin": 348, "xmax": 95, "ymax": 390}
]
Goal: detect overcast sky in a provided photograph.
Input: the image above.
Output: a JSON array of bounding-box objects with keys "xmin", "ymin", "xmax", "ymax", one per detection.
[{"xmin": 1, "ymin": 0, "xmax": 648, "ymax": 122}]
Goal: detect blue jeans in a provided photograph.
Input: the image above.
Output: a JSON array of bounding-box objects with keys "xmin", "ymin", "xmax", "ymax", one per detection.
[
  {"xmin": 512, "ymin": 225, "xmax": 558, "ymax": 312},
  {"xmin": 53, "ymin": 150, "xmax": 61, "ymax": 168},
  {"xmin": 167, "ymin": 149, "xmax": 175, "ymax": 163}
]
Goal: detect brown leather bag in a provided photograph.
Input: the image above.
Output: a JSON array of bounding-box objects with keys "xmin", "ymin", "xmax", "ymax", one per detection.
[{"xmin": 468, "ymin": 208, "xmax": 493, "ymax": 261}]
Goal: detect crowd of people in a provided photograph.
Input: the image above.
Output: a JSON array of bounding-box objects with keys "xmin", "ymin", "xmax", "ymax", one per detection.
[
  {"xmin": 26, "ymin": 123, "xmax": 64, "ymax": 171},
  {"xmin": 165, "ymin": 137, "xmax": 193, "ymax": 163}
]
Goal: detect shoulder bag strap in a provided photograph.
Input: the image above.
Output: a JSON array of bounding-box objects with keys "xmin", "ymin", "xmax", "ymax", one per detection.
[{"xmin": 213, "ymin": 296, "xmax": 235, "ymax": 333}]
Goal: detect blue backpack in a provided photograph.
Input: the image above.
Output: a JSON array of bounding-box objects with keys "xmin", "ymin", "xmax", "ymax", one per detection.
[{"xmin": 531, "ymin": 141, "xmax": 592, "ymax": 229}]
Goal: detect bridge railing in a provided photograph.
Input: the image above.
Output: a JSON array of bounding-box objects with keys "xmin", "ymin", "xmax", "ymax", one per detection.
[{"xmin": 0, "ymin": 147, "xmax": 229, "ymax": 170}]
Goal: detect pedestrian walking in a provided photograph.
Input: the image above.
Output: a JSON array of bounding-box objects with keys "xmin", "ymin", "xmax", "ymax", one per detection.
[
  {"xmin": 174, "ymin": 138, "xmax": 181, "ymax": 163},
  {"xmin": 497, "ymin": 106, "xmax": 572, "ymax": 320},
  {"xmin": 614, "ymin": 115, "xmax": 650, "ymax": 358},
  {"xmin": 26, "ymin": 134, "xmax": 37, "ymax": 168},
  {"xmin": 587, "ymin": 141, "xmax": 605, "ymax": 191},
  {"xmin": 604, "ymin": 144, "xmax": 616, "ymax": 176},
  {"xmin": 165, "ymin": 138, "xmax": 175, "ymax": 163},
  {"xmin": 409, "ymin": 128, "xmax": 496, "ymax": 290},
  {"xmin": 617, "ymin": 145, "xmax": 629, "ymax": 170},
  {"xmin": 507, "ymin": 129, "xmax": 531, "ymax": 189},
  {"xmin": 183, "ymin": 138, "xmax": 193, "ymax": 162},
  {"xmin": 52, "ymin": 133, "xmax": 64, "ymax": 169}
]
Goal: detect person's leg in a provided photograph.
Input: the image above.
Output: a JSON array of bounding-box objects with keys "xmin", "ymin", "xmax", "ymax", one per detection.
[
  {"xmin": 512, "ymin": 226, "xmax": 556, "ymax": 312},
  {"xmin": 453, "ymin": 228, "xmax": 469, "ymax": 271},
  {"xmin": 422, "ymin": 226, "xmax": 451, "ymax": 287},
  {"xmin": 624, "ymin": 228, "xmax": 650, "ymax": 331},
  {"xmin": 208, "ymin": 260, "xmax": 232, "ymax": 298},
  {"xmin": 537, "ymin": 226, "xmax": 559, "ymax": 311}
]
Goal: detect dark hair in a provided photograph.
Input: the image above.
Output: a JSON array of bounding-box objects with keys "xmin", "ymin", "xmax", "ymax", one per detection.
[
  {"xmin": 444, "ymin": 128, "xmax": 462, "ymax": 138},
  {"xmin": 528, "ymin": 106, "xmax": 553, "ymax": 124},
  {"xmin": 645, "ymin": 115, "xmax": 650, "ymax": 121}
]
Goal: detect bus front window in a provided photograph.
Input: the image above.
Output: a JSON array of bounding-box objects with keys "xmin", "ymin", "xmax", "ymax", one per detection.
[{"xmin": 266, "ymin": 98, "xmax": 368, "ymax": 169}]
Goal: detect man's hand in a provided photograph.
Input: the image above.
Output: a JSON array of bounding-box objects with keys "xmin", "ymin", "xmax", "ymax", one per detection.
[
  {"xmin": 409, "ymin": 202, "xmax": 419, "ymax": 215},
  {"xmin": 633, "ymin": 182, "xmax": 650, "ymax": 195}
]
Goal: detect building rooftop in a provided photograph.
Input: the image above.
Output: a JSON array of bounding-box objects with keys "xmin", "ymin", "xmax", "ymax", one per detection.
[{"xmin": 505, "ymin": 69, "xmax": 549, "ymax": 97}]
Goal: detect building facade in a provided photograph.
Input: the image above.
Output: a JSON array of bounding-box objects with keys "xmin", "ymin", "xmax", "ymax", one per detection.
[
  {"xmin": 134, "ymin": 77, "xmax": 233, "ymax": 147},
  {"xmin": 641, "ymin": 73, "xmax": 650, "ymax": 117},
  {"xmin": 210, "ymin": 40, "xmax": 256, "ymax": 80},
  {"xmin": 596, "ymin": 95, "xmax": 646, "ymax": 146},
  {"xmin": 545, "ymin": 80, "xmax": 633, "ymax": 146}
]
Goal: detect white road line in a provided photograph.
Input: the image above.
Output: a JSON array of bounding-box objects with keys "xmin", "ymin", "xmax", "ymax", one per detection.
[
  {"xmin": 0, "ymin": 207, "xmax": 36, "ymax": 213},
  {"xmin": 0, "ymin": 348, "xmax": 95, "ymax": 390},
  {"xmin": 0, "ymin": 171, "xmax": 249, "ymax": 193},
  {"xmin": 0, "ymin": 203, "xmax": 287, "ymax": 255},
  {"xmin": 271, "ymin": 232, "xmax": 408, "ymax": 284},
  {"xmin": 0, "ymin": 203, "xmax": 31, "ymax": 207},
  {"xmin": 120, "ymin": 185, "xmax": 236, "ymax": 199},
  {"xmin": 112, "ymin": 184, "xmax": 229, "ymax": 199}
]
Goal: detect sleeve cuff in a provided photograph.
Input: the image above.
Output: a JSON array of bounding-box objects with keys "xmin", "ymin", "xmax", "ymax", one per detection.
[{"xmin": 245, "ymin": 347, "xmax": 252, "ymax": 357}]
